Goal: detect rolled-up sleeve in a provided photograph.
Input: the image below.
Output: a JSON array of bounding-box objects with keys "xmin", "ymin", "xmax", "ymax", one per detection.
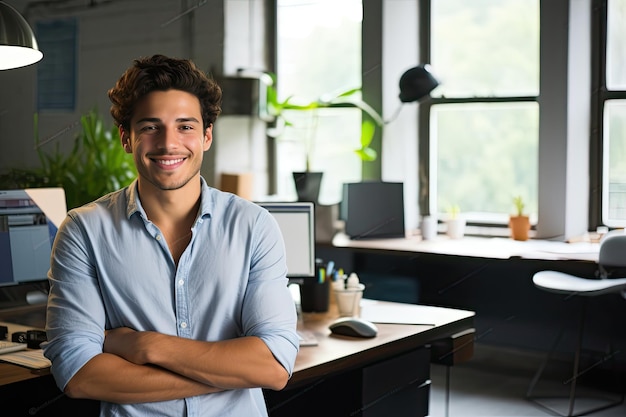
[
  {"xmin": 43, "ymin": 213, "xmax": 108, "ymax": 391},
  {"xmin": 242, "ymin": 209, "xmax": 299, "ymax": 376}
]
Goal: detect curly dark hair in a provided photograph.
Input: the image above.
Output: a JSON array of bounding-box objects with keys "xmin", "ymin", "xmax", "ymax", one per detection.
[{"xmin": 108, "ymin": 54, "xmax": 222, "ymax": 132}]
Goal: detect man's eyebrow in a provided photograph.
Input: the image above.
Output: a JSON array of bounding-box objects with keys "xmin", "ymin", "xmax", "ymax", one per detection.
[
  {"xmin": 135, "ymin": 117, "xmax": 201, "ymax": 124},
  {"xmin": 176, "ymin": 117, "xmax": 201, "ymax": 123},
  {"xmin": 135, "ymin": 117, "xmax": 161, "ymax": 124}
]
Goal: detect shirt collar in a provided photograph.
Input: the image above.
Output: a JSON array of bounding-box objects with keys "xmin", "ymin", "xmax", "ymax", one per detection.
[{"xmin": 124, "ymin": 177, "xmax": 214, "ymax": 220}]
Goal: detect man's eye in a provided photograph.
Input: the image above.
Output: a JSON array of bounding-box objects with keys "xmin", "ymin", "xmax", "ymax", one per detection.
[{"xmin": 141, "ymin": 125, "xmax": 158, "ymax": 132}]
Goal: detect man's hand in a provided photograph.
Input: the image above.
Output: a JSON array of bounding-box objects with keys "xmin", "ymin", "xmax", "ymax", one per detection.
[
  {"xmin": 103, "ymin": 327, "xmax": 289, "ymax": 390},
  {"xmin": 104, "ymin": 327, "xmax": 160, "ymax": 365}
]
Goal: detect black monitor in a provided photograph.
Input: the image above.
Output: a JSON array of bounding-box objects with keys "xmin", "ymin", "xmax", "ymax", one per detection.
[
  {"xmin": 257, "ymin": 201, "xmax": 316, "ymax": 282},
  {"xmin": 341, "ymin": 181, "xmax": 405, "ymax": 239},
  {"xmin": 0, "ymin": 188, "xmax": 67, "ymax": 287}
]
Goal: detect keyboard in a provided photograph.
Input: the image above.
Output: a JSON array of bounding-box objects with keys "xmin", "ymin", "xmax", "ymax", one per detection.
[{"xmin": 0, "ymin": 340, "xmax": 28, "ymax": 355}]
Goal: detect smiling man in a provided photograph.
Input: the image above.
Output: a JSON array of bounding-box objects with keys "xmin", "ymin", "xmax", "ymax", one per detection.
[{"xmin": 43, "ymin": 54, "xmax": 300, "ymax": 417}]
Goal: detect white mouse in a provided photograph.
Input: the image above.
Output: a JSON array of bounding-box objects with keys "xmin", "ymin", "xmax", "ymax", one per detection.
[{"xmin": 328, "ymin": 317, "xmax": 378, "ymax": 338}]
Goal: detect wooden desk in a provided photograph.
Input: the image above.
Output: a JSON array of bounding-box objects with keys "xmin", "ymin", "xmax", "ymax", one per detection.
[
  {"xmin": 264, "ymin": 300, "xmax": 475, "ymax": 417},
  {"xmin": 1, "ymin": 301, "xmax": 474, "ymax": 417}
]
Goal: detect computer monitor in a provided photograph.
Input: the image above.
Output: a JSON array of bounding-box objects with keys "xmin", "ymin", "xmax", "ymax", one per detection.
[
  {"xmin": 256, "ymin": 201, "xmax": 316, "ymax": 282},
  {"xmin": 0, "ymin": 188, "xmax": 67, "ymax": 287}
]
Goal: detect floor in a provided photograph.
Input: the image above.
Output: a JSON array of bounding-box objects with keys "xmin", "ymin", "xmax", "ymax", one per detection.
[{"xmin": 428, "ymin": 343, "xmax": 626, "ymax": 417}]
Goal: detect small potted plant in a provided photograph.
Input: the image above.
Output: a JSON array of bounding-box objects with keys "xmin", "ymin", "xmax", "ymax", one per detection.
[
  {"xmin": 445, "ymin": 204, "xmax": 466, "ymax": 239},
  {"xmin": 509, "ymin": 195, "xmax": 530, "ymax": 241}
]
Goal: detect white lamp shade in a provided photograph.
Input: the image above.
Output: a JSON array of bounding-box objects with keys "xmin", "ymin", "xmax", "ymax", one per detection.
[{"xmin": 0, "ymin": 1, "xmax": 43, "ymax": 70}]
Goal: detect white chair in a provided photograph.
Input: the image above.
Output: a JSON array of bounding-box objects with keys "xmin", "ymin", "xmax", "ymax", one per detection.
[{"xmin": 526, "ymin": 229, "xmax": 626, "ymax": 416}]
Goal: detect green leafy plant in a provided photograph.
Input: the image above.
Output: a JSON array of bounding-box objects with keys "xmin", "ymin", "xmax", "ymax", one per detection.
[
  {"xmin": 0, "ymin": 109, "xmax": 136, "ymax": 209},
  {"xmin": 446, "ymin": 204, "xmax": 461, "ymax": 219},
  {"xmin": 264, "ymin": 73, "xmax": 384, "ymax": 171},
  {"xmin": 513, "ymin": 195, "xmax": 525, "ymax": 217}
]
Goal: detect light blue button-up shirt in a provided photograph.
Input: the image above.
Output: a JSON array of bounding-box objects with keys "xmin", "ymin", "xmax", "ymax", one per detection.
[{"xmin": 43, "ymin": 178, "xmax": 300, "ymax": 417}]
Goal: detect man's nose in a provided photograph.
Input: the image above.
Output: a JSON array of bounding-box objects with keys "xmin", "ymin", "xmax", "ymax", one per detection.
[{"xmin": 158, "ymin": 127, "xmax": 180, "ymax": 149}]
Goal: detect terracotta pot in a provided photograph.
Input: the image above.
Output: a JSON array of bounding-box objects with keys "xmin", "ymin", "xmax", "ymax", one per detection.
[{"xmin": 509, "ymin": 215, "xmax": 530, "ymax": 241}]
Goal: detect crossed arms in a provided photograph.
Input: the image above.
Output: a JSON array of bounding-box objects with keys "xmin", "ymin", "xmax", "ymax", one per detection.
[{"xmin": 64, "ymin": 327, "xmax": 290, "ymax": 404}]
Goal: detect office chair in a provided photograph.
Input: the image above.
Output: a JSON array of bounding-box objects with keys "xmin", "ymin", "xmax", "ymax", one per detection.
[{"xmin": 526, "ymin": 229, "xmax": 626, "ymax": 417}]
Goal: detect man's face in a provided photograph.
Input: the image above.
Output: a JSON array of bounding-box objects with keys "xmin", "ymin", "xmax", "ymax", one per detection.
[{"xmin": 121, "ymin": 89, "xmax": 212, "ymax": 192}]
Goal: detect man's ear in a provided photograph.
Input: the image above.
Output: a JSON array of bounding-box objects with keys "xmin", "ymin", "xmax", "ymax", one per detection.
[
  {"xmin": 119, "ymin": 125, "xmax": 131, "ymax": 153},
  {"xmin": 203, "ymin": 124, "xmax": 213, "ymax": 151}
]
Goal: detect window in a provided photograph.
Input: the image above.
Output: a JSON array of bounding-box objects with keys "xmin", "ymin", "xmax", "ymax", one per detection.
[
  {"xmin": 36, "ymin": 18, "xmax": 78, "ymax": 111},
  {"xmin": 425, "ymin": 0, "xmax": 540, "ymax": 225},
  {"xmin": 600, "ymin": 0, "xmax": 626, "ymax": 227},
  {"xmin": 275, "ymin": 0, "xmax": 363, "ymax": 204}
]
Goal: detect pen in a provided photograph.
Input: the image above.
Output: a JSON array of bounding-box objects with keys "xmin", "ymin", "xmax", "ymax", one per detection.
[
  {"xmin": 326, "ymin": 260, "xmax": 335, "ymax": 277},
  {"xmin": 318, "ymin": 267, "xmax": 326, "ymax": 284}
]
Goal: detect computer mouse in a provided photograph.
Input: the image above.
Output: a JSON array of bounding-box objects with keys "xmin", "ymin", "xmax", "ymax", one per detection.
[{"xmin": 328, "ymin": 317, "xmax": 378, "ymax": 338}]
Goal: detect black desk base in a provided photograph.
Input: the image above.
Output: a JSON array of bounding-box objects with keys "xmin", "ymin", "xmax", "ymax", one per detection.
[
  {"xmin": 2, "ymin": 348, "xmax": 430, "ymax": 417},
  {"xmin": 0, "ymin": 374, "xmax": 99, "ymax": 416},
  {"xmin": 264, "ymin": 347, "xmax": 431, "ymax": 417}
]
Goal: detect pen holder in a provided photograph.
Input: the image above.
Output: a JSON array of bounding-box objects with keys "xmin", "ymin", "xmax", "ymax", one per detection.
[
  {"xmin": 300, "ymin": 279, "xmax": 330, "ymax": 313},
  {"xmin": 334, "ymin": 283, "xmax": 365, "ymax": 317}
]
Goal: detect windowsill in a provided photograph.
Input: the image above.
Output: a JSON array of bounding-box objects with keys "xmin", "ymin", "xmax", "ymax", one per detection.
[
  {"xmin": 405, "ymin": 224, "xmax": 535, "ymax": 239},
  {"xmin": 330, "ymin": 232, "xmax": 599, "ymax": 263}
]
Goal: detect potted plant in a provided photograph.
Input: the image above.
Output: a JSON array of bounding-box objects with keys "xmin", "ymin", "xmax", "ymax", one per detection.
[
  {"xmin": 509, "ymin": 195, "xmax": 530, "ymax": 241},
  {"xmin": 264, "ymin": 74, "xmax": 384, "ymax": 202},
  {"xmin": 0, "ymin": 110, "xmax": 136, "ymax": 209},
  {"xmin": 445, "ymin": 204, "xmax": 466, "ymax": 239}
]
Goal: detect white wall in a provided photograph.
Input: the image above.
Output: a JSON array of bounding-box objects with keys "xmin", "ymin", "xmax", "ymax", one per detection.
[
  {"xmin": 210, "ymin": 0, "xmax": 270, "ymax": 200},
  {"xmin": 381, "ymin": 0, "xmax": 419, "ymax": 230},
  {"xmin": 537, "ymin": 0, "xmax": 590, "ymax": 239}
]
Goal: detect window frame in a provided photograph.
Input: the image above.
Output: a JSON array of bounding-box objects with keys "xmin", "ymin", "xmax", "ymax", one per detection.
[
  {"xmin": 590, "ymin": 0, "xmax": 626, "ymax": 229},
  {"xmin": 417, "ymin": 0, "xmax": 540, "ymax": 228},
  {"xmin": 270, "ymin": 0, "xmax": 591, "ymax": 240},
  {"xmin": 271, "ymin": 0, "xmax": 367, "ymax": 204},
  {"xmin": 36, "ymin": 17, "xmax": 78, "ymax": 112}
]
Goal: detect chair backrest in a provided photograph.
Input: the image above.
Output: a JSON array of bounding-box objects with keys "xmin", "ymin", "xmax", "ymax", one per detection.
[{"xmin": 599, "ymin": 229, "xmax": 626, "ymax": 275}]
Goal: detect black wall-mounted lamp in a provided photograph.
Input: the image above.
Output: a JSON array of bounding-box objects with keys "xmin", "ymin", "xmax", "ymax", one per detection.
[
  {"xmin": 399, "ymin": 64, "xmax": 439, "ymax": 103},
  {"xmin": 0, "ymin": 1, "xmax": 43, "ymax": 70},
  {"xmin": 385, "ymin": 64, "xmax": 439, "ymax": 124}
]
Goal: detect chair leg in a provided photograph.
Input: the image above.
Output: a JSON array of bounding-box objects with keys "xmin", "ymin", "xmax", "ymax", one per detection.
[
  {"xmin": 526, "ymin": 326, "xmax": 564, "ymax": 399},
  {"xmin": 527, "ymin": 298, "xmax": 624, "ymax": 417},
  {"xmin": 566, "ymin": 298, "xmax": 587, "ymax": 416},
  {"xmin": 444, "ymin": 365, "xmax": 450, "ymax": 417}
]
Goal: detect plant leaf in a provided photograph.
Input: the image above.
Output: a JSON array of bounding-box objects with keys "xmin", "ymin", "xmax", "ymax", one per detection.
[
  {"xmin": 360, "ymin": 120, "xmax": 376, "ymax": 147},
  {"xmin": 354, "ymin": 147, "xmax": 377, "ymax": 161}
]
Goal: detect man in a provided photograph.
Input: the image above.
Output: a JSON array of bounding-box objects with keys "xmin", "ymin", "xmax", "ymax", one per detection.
[{"xmin": 43, "ymin": 54, "xmax": 299, "ymax": 417}]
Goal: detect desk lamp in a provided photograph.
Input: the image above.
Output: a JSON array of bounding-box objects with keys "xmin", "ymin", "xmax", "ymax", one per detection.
[
  {"xmin": 399, "ymin": 64, "xmax": 439, "ymax": 103},
  {"xmin": 385, "ymin": 64, "xmax": 439, "ymax": 123},
  {"xmin": 357, "ymin": 64, "xmax": 439, "ymax": 162},
  {"xmin": 0, "ymin": 1, "xmax": 43, "ymax": 70}
]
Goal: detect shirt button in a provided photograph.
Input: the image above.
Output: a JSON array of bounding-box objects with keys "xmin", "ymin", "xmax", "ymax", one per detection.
[
  {"xmin": 178, "ymin": 279, "xmax": 184, "ymax": 286},
  {"xmin": 156, "ymin": 235, "xmax": 162, "ymax": 241},
  {"xmin": 180, "ymin": 322, "xmax": 188, "ymax": 329}
]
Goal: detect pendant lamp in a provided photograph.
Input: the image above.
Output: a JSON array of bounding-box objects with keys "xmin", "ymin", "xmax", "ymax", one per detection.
[{"xmin": 0, "ymin": 1, "xmax": 43, "ymax": 70}]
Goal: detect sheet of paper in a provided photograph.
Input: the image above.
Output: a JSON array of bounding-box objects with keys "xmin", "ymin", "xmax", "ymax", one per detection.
[
  {"xmin": 0, "ymin": 349, "xmax": 51, "ymax": 369},
  {"xmin": 360, "ymin": 299, "xmax": 472, "ymax": 326}
]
